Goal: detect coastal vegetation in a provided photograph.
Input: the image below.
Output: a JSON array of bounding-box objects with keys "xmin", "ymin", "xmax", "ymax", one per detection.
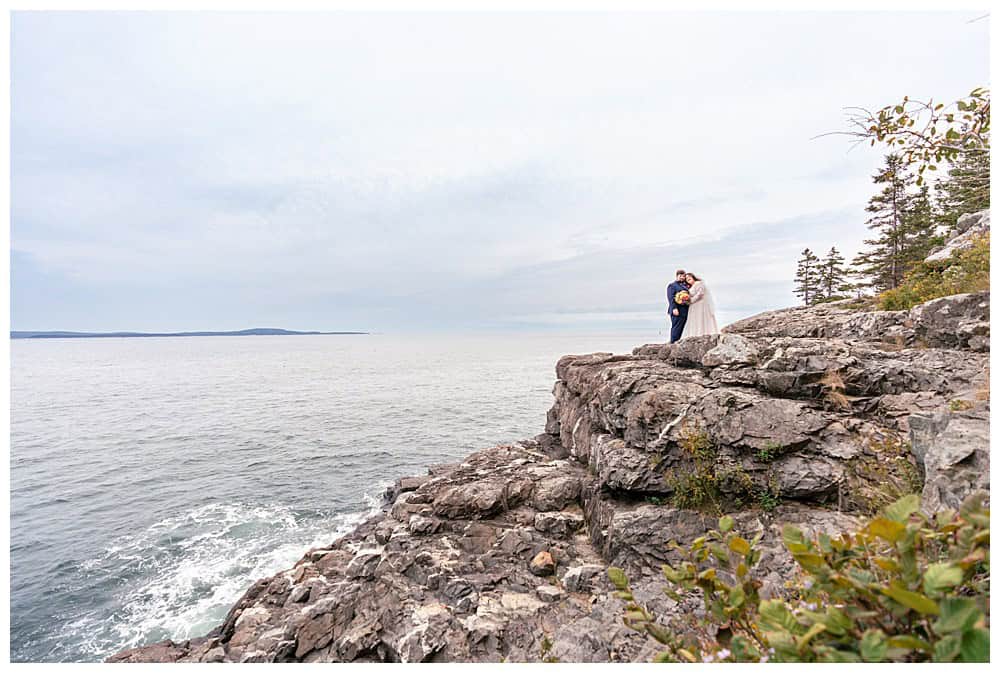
[
  {"xmin": 878, "ymin": 232, "xmax": 989, "ymax": 310},
  {"xmin": 795, "ymin": 87, "xmax": 990, "ymax": 307},
  {"xmin": 609, "ymin": 493, "xmax": 990, "ymax": 663}
]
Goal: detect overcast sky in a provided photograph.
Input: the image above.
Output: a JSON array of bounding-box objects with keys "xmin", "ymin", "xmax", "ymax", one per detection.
[{"xmin": 11, "ymin": 11, "xmax": 989, "ymax": 332}]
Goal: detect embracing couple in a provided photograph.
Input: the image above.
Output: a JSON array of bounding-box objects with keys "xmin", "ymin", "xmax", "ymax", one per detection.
[{"xmin": 666, "ymin": 269, "xmax": 719, "ymax": 343}]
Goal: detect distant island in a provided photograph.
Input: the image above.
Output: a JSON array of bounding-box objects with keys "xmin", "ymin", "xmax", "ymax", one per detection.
[{"xmin": 11, "ymin": 328, "xmax": 369, "ymax": 339}]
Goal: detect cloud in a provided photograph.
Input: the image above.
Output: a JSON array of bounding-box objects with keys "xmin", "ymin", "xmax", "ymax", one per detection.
[{"xmin": 10, "ymin": 11, "xmax": 990, "ymax": 331}]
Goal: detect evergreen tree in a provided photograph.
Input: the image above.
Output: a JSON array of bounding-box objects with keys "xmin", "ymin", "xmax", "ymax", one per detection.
[
  {"xmin": 853, "ymin": 154, "xmax": 912, "ymax": 292},
  {"xmin": 846, "ymin": 252, "xmax": 873, "ymax": 298},
  {"xmin": 794, "ymin": 248, "xmax": 821, "ymax": 305},
  {"xmin": 819, "ymin": 246, "xmax": 850, "ymax": 301},
  {"xmin": 901, "ymin": 184, "xmax": 939, "ymax": 268},
  {"xmin": 934, "ymin": 150, "xmax": 990, "ymax": 231}
]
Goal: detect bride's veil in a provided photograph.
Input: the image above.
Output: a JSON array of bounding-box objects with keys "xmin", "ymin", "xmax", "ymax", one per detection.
[{"xmin": 699, "ymin": 278, "xmax": 717, "ymax": 315}]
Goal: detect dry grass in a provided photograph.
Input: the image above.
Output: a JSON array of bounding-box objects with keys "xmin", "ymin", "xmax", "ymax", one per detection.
[
  {"xmin": 819, "ymin": 369, "xmax": 845, "ymax": 390},
  {"xmin": 820, "ymin": 369, "xmax": 851, "ymax": 411},
  {"xmin": 975, "ymin": 366, "xmax": 990, "ymax": 401}
]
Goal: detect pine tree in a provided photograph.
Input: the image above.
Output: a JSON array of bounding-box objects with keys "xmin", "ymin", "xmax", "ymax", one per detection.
[
  {"xmin": 901, "ymin": 184, "xmax": 939, "ymax": 268},
  {"xmin": 854, "ymin": 154, "xmax": 912, "ymax": 292},
  {"xmin": 846, "ymin": 252, "xmax": 872, "ymax": 298},
  {"xmin": 934, "ymin": 150, "xmax": 990, "ymax": 231},
  {"xmin": 819, "ymin": 246, "xmax": 850, "ymax": 301},
  {"xmin": 794, "ymin": 248, "xmax": 821, "ymax": 305}
]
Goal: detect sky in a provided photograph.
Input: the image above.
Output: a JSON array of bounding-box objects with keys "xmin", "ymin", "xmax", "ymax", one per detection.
[{"xmin": 10, "ymin": 11, "xmax": 990, "ymax": 333}]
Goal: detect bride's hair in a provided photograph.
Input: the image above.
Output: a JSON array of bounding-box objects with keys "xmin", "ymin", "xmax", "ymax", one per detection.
[{"xmin": 686, "ymin": 272, "xmax": 701, "ymax": 281}]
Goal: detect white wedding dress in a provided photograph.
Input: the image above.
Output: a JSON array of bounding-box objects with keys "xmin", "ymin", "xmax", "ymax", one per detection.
[{"xmin": 680, "ymin": 280, "xmax": 719, "ymax": 339}]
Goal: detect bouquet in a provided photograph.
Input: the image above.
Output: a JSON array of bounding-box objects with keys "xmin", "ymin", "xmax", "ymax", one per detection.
[{"xmin": 674, "ymin": 290, "xmax": 691, "ymax": 305}]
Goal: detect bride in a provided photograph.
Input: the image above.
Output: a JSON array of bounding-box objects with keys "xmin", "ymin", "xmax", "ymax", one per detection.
[{"xmin": 680, "ymin": 272, "xmax": 719, "ymax": 338}]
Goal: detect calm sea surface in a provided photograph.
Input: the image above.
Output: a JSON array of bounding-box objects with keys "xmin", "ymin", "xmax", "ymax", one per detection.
[{"xmin": 10, "ymin": 331, "xmax": 663, "ymax": 662}]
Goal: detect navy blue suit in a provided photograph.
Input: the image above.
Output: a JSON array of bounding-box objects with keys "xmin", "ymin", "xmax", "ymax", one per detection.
[{"xmin": 667, "ymin": 280, "xmax": 690, "ymax": 343}]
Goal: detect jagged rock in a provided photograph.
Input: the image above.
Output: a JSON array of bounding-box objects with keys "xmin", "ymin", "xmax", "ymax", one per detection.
[
  {"xmin": 702, "ymin": 332, "xmax": 759, "ymax": 367},
  {"xmin": 548, "ymin": 618, "xmax": 611, "ymax": 662},
  {"xmin": 925, "ymin": 209, "xmax": 989, "ymax": 263},
  {"xmin": 533, "ymin": 511, "xmax": 584, "ymax": 537},
  {"xmin": 529, "ymin": 551, "xmax": 556, "ymax": 576},
  {"xmin": 726, "ymin": 291, "xmax": 989, "ymax": 352},
  {"xmin": 345, "ymin": 550, "xmax": 381, "ymax": 580},
  {"xmin": 561, "ymin": 564, "xmax": 605, "ymax": 593},
  {"xmin": 536, "ymin": 584, "xmax": 564, "ymax": 602},
  {"xmin": 287, "ymin": 585, "xmax": 310, "ymax": 604},
  {"xmin": 308, "ymin": 549, "xmax": 333, "ymax": 562},
  {"xmin": 109, "ymin": 290, "xmax": 989, "ymax": 664},
  {"xmin": 201, "ymin": 646, "xmax": 226, "ymax": 663},
  {"xmin": 909, "ymin": 292, "xmax": 990, "ymax": 351},
  {"xmin": 408, "ymin": 514, "xmax": 440, "ymax": 535},
  {"xmin": 530, "ymin": 469, "xmax": 582, "ymax": 511},
  {"xmin": 910, "ymin": 406, "xmax": 990, "ymax": 513}
]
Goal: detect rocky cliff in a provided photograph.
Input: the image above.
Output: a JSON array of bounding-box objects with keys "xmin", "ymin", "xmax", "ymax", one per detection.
[{"xmin": 109, "ymin": 292, "xmax": 990, "ymax": 663}]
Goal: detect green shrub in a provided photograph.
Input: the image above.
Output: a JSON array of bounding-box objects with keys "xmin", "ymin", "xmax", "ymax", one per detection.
[
  {"xmin": 609, "ymin": 493, "xmax": 989, "ymax": 663},
  {"xmin": 845, "ymin": 436, "xmax": 923, "ymax": 515},
  {"xmin": 755, "ymin": 442, "xmax": 782, "ymax": 463},
  {"xmin": 664, "ymin": 424, "xmax": 721, "ymax": 512},
  {"xmin": 878, "ymin": 234, "xmax": 989, "ymax": 310},
  {"xmin": 665, "ymin": 425, "xmax": 782, "ymax": 514},
  {"xmin": 949, "ymin": 399, "xmax": 975, "ymax": 412},
  {"xmin": 754, "ymin": 481, "xmax": 782, "ymax": 513}
]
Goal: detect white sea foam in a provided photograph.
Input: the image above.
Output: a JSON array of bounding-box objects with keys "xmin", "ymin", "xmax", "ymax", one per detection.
[{"xmin": 70, "ymin": 496, "xmax": 382, "ymax": 659}]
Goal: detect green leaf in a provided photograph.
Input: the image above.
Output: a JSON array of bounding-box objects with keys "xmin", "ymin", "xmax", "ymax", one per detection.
[
  {"xmin": 882, "ymin": 494, "xmax": 920, "ymax": 523},
  {"xmin": 624, "ymin": 609, "xmax": 649, "ymax": 623},
  {"xmin": 934, "ymin": 597, "xmax": 981, "ymax": 634},
  {"xmin": 860, "ymin": 629, "xmax": 888, "ymax": 662},
  {"xmin": 792, "ymin": 552, "xmax": 828, "ymax": 572},
  {"xmin": 822, "ymin": 607, "xmax": 852, "ymax": 637},
  {"xmin": 759, "ymin": 600, "xmax": 800, "ymax": 633},
  {"xmin": 782, "ymin": 524, "xmax": 806, "ymax": 549},
  {"xmin": 676, "ymin": 648, "xmax": 698, "ymax": 663},
  {"xmin": 873, "ymin": 557, "xmax": 901, "ymax": 573},
  {"xmin": 797, "ymin": 623, "xmax": 827, "ymax": 652},
  {"xmin": 923, "ymin": 562, "xmax": 963, "ymax": 596},
  {"xmin": 644, "ymin": 622, "xmax": 673, "ymax": 645},
  {"xmin": 960, "ymin": 491, "xmax": 986, "ymax": 518},
  {"xmin": 934, "ymin": 635, "xmax": 961, "ymax": 662},
  {"xmin": 959, "ymin": 627, "xmax": 989, "ymax": 662},
  {"xmin": 886, "ymin": 635, "xmax": 932, "ymax": 652},
  {"xmin": 607, "ymin": 567, "xmax": 629, "ymax": 590},
  {"xmin": 728, "ymin": 584, "xmax": 746, "ymax": 608},
  {"xmin": 718, "ymin": 515, "xmax": 734, "ymax": 533},
  {"xmin": 882, "ymin": 582, "xmax": 940, "ymax": 615},
  {"xmin": 867, "ymin": 517, "xmax": 905, "ymax": 542},
  {"xmin": 709, "ymin": 543, "xmax": 731, "ymax": 567},
  {"xmin": 661, "ymin": 564, "xmax": 683, "ymax": 583},
  {"xmin": 729, "ymin": 536, "xmax": 751, "ymax": 556},
  {"xmin": 820, "ymin": 649, "xmax": 862, "ymax": 663}
]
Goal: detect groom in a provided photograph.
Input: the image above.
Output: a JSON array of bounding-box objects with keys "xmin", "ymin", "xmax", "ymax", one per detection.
[{"xmin": 666, "ymin": 268, "xmax": 690, "ymax": 343}]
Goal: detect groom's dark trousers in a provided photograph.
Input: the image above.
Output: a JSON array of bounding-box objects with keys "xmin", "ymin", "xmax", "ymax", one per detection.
[{"xmin": 667, "ymin": 280, "xmax": 690, "ymax": 343}]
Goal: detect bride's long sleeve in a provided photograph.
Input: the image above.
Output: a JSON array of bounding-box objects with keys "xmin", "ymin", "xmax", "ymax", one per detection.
[{"xmin": 689, "ymin": 283, "xmax": 706, "ymax": 303}]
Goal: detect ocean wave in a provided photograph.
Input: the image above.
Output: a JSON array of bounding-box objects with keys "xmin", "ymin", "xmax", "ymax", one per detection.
[{"xmin": 54, "ymin": 496, "xmax": 381, "ymax": 662}]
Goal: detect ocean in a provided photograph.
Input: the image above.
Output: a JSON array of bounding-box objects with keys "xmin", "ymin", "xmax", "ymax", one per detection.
[{"xmin": 9, "ymin": 331, "xmax": 663, "ymax": 662}]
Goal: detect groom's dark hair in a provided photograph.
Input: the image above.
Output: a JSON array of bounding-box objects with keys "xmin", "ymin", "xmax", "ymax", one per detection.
[{"xmin": 675, "ymin": 269, "xmax": 686, "ymax": 276}]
